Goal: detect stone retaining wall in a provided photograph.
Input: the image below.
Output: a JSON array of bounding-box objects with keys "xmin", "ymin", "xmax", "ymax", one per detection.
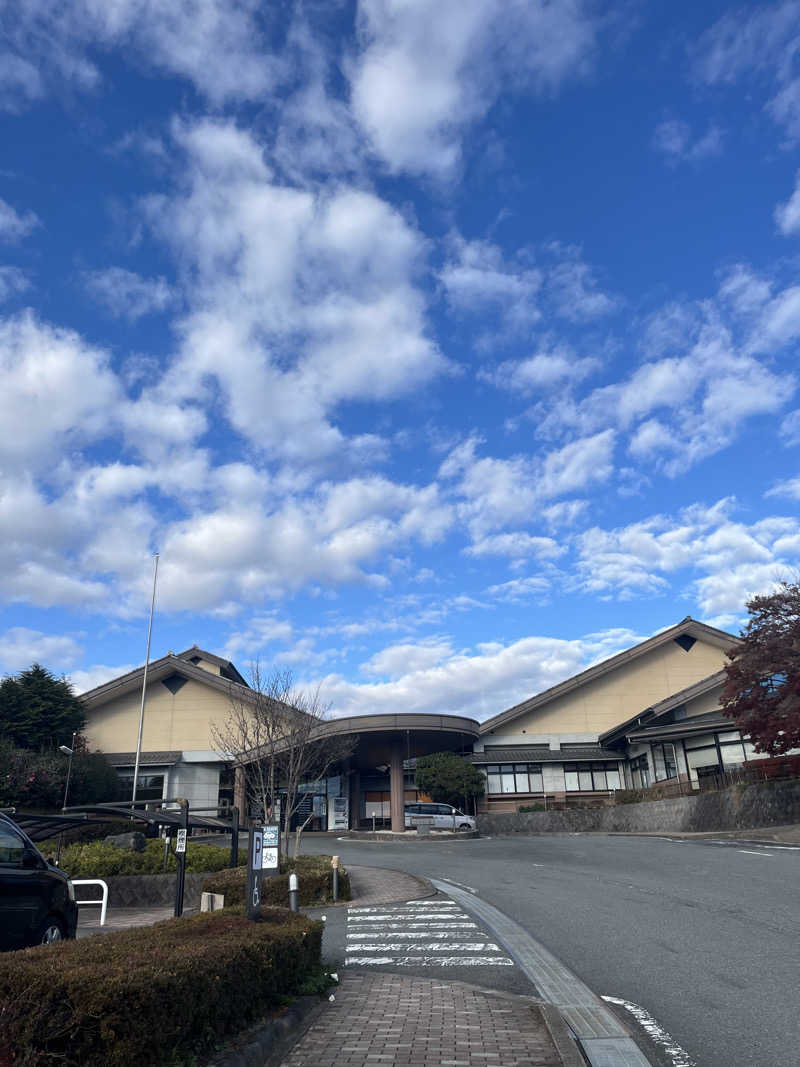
[
  {"xmin": 476, "ymin": 778, "xmax": 800, "ymax": 836},
  {"xmin": 73, "ymin": 872, "xmax": 209, "ymax": 909}
]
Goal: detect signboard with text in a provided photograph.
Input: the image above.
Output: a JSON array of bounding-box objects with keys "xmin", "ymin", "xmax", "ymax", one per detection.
[{"xmin": 262, "ymin": 824, "xmax": 279, "ymax": 871}]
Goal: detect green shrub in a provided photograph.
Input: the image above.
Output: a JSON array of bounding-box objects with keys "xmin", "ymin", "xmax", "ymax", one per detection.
[
  {"xmin": 518, "ymin": 803, "xmax": 545, "ymax": 813},
  {"xmin": 0, "ymin": 909, "xmax": 322, "ymax": 1067},
  {"xmin": 202, "ymin": 854, "xmax": 351, "ymax": 908},
  {"xmin": 57, "ymin": 838, "xmax": 241, "ymax": 878}
]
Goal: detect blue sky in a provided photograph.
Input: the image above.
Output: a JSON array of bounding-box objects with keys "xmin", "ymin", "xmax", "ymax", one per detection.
[{"xmin": 1, "ymin": 0, "xmax": 800, "ymax": 720}]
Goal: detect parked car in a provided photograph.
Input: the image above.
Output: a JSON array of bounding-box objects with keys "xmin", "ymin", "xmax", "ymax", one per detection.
[
  {"xmin": 404, "ymin": 802, "xmax": 476, "ymax": 831},
  {"xmin": 0, "ymin": 812, "xmax": 78, "ymax": 950}
]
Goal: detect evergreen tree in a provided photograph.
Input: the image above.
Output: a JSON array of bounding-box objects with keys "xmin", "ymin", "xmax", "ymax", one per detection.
[
  {"xmin": 0, "ymin": 664, "xmax": 86, "ymax": 751},
  {"xmin": 415, "ymin": 751, "xmax": 485, "ymax": 810}
]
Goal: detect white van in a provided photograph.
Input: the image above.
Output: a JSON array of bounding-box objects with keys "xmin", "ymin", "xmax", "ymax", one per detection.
[{"xmin": 404, "ymin": 802, "xmax": 476, "ymax": 831}]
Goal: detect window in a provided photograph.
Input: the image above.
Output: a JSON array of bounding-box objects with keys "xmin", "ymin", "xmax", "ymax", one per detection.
[
  {"xmin": 629, "ymin": 754, "xmax": 650, "ymax": 789},
  {"xmin": 563, "ymin": 761, "xmax": 622, "ymax": 791},
  {"xmin": 0, "ymin": 825, "xmax": 25, "ymax": 866},
  {"xmin": 652, "ymin": 742, "xmax": 678, "ymax": 781},
  {"xmin": 484, "ymin": 763, "xmax": 544, "ymax": 794},
  {"xmin": 119, "ymin": 773, "xmax": 164, "ymax": 801}
]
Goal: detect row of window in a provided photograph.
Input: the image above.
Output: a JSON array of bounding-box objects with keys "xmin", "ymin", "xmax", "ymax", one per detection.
[{"xmin": 483, "ymin": 761, "xmax": 623, "ymax": 794}]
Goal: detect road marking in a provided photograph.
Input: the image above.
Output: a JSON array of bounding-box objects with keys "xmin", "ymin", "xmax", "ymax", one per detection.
[
  {"xmin": 345, "ymin": 955, "xmax": 514, "ymax": 966},
  {"xmin": 738, "ymin": 849, "xmax": 773, "ymax": 856},
  {"xmin": 345, "ymin": 897, "xmax": 513, "ymax": 969},
  {"xmin": 437, "ymin": 877, "xmax": 477, "ymax": 894},
  {"xmin": 602, "ymin": 995, "xmax": 696, "ymax": 1067}
]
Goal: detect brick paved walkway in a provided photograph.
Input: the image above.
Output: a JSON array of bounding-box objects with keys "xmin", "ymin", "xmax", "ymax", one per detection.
[
  {"xmin": 346, "ymin": 865, "xmax": 431, "ymax": 906},
  {"xmin": 280, "ymin": 972, "xmax": 562, "ymax": 1067}
]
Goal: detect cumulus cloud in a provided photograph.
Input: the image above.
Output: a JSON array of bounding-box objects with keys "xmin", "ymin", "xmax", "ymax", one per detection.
[
  {"xmin": 465, "ymin": 532, "xmax": 565, "ymax": 561},
  {"xmin": 482, "ymin": 345, "xmax": 600, "ymax": 394},
  {"xmin": 349, "ymin": 0, "xmax": 601, "ymax": 176},
  {"xmin": 0, "ymin": 198, "xmax": 39, "ymax": 242},
  {"xmin": 0, "ymin": 0, "xmax": 281, "ymax": 109},
  {"xmin": 317, "ymin": 626, "xmax": 646, "ymax": 720},
  {"xmin": 0, "ymin": 627, "xmax": 83, "ymax": 674},
  {"xmin": 147, "ymin": 118, "xmax": 447, "ymax": 463},
  {"xmin": 84, "ymin": 267, "xmax": 174, "ymax": 320},
  {"xmin": 575, "ymin": 499, "xmax": 800, "ymax": 613}
]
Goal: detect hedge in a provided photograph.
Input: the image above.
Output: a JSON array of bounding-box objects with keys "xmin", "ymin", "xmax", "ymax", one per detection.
[
  {"xmin": 56, "ymin": 839, "xmax": 241, "ymax": 878},
  {"xmin": 202, "ymin": 854, "xmax": 350, "ymax": 908},
  {"xmin": 0, "ymin": 909, "xmax": 322, "ymax": 1067}
]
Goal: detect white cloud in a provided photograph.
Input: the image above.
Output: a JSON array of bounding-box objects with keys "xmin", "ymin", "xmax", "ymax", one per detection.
[
  {"xmin": 483, "ymin": 345, "xmax": 600, "ymax": 394},
  {"xmin": 0, "ymin": 198, "xmax": 39, "ymax": 242},
  {"xmin": 0, "ymin": 311, "xmax": 120, "ymax": 473},
  {"xmin": 68, "ymin": 663, "xmax": 138, "ymax": 695},
  {"xmin": 652, "ymin": 119, "xmax": 724, "ymax": 163},
  {"xmin": 575, "ymin": 499, "xmax": 800, "ymax": 612},
  {"xmin": 486, "ymin": 576, "xmax": 552, "ymax": 602},
  {"xmin": 0, "ymin": 266, "xmax": 29, "ymax": 302},
  {"xmin": 439, "ymin": 235, "xmax": 541, "ymax": 326},
  {"xmin": 361, "ymin": 637, "xmax": 454, "ymax": 678},
  {"xmin": 349, "ymin": 0, "xmax": 600, "ymax": 176},
  {"xmin": 779, "ymin": 408, "xmax": 800, "ymax": 444},
  {"xmin": 765, "ymin": 475, "xmax": 800, "ymax": 499},
  {"xmin": 0, "ymin": 0, "xmax": 281, "ymax": 110},
  {"xmin": 0, "ymin": 627, "xmax": 83, "ymax": 674},
  {"xmin": 84, "ymin": 267, "xmax": 174, "ymax": 320},
  {"xmin": 545, "ymin": 245, "xmax": 617, "ymax": 321},
  {"xmin": 775, "ymin": 170, "xmax": 800, "ymax": 234},
  {"xmin": 465, "ymin": 532, "xmax": 564, "ymax": 561},
  {"xmin": 694, "ymin": 2, "xmax": 800, "ymax": 141},
  {"xmin": 148, "ymin": 118, "xmax": 447, "ymax": 463},
  {"xmin": 318, "ymin": 626, "xmax": 646, "ymax": 720}
]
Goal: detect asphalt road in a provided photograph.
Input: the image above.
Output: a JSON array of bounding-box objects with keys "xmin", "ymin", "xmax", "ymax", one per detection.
[{"xmin": 294, "ymin": 832, "xmax": 800, "ymax": 1067}]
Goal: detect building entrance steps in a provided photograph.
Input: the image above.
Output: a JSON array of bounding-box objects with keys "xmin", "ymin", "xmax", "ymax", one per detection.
[{"xmin": 278, "ymin": 972, "xmax": 570, "ymax": 1067}]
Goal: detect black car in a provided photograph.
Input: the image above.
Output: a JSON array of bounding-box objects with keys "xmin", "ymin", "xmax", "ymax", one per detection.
[{"xmin": 0, "ymin": 813, "xmax": 78, "ymax": 949}]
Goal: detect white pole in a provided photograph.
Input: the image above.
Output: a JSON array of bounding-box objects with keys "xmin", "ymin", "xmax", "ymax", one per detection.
[{"xmin": 131, "ymin": 554, "xmax": 159, "ymax": 807}]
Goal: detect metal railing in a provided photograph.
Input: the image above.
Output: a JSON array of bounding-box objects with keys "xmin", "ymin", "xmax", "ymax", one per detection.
[{"xmin": 72, "ymin": 879, "xmax": 108, "ymax": 926}]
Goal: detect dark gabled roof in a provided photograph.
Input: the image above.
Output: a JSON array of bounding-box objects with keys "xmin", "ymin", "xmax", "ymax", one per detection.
[
  {"xmin": 600, "ymin": 669, "xmax": 728, "ymax": 746},
  {"xmin": 175, "ymin": 646, "xmax": 248, "ymax": 686},
  {"xmin": 626, "ymin": 709, "xmax": 732, "ymax": 744},
  {"xmin": 103, "ymin": 751, "xmax": 183, "ymax": 767},
  {"xmin": 80, "ymin": 650, "xmax": 254, "ymax": 707},
  {"xmin": 481, "ymin": 618, "xmax": 739, "ymax": 735},
  {"xmin": 471, "ymin": 744, "xmax": 622, "ymax": 764}
]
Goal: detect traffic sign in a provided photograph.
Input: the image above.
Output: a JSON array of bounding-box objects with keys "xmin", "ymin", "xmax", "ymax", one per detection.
[{"xmin": 175, "ymin": 829, "xmax": 187, "ymax": 854}]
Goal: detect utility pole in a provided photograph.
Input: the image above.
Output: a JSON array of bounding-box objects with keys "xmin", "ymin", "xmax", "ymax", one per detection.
[{"xmin": 132, "ymin": 554, "xmax": 159, "ymax": 807}]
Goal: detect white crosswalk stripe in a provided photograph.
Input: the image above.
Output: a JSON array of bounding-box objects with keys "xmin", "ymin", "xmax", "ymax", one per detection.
[{"xmin": 345, "ymin": 898, "xmax": 514, "ymax": 968}]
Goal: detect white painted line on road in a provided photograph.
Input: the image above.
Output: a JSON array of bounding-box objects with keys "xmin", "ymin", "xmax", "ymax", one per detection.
[
  {"xmin": 350, "ymin": 942, "xmax": 501, "ymax": 952},
  {"xmin": 348, "ymin": 931, "xmax": 481, "ymax": 940},
  {"xmin": 347, "ymin": 911, "xmax": 459, "ymax": 920},
  {"xmin": 738, "ymin": 849, "xmax": 773, "ymax": 856},
  {"xmin": 437, "ymin": 877, "xmax": 478, "ymax": 894},
  {"xmin": 602, "ymin": 995, "xmax": 696, "ymax": 1067},
  {"xmin": 347, "ymin": 921, "xmax": 480, "ymax": 930},
  {"xmin": 345, "ymin": 955, "xmax": 514, "ymax": 967}
]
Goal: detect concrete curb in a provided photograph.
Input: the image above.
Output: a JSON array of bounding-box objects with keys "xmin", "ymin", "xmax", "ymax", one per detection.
[
  {"xmin": 539, "ymin": 1003, "xmax": 586, "ymax": 1067},
  {"xmin": 205, "ymin": 994, "xmax": 327, "ymax": 1067},
  {"xmin": 338, "ymin": 829, "xmax": 480, "ymax": 841}
]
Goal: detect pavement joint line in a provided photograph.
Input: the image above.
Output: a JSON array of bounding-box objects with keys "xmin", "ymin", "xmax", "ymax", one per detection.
[{"xmin": 431, "ymin": 879, "xmax": 653, "ymax": 1067}]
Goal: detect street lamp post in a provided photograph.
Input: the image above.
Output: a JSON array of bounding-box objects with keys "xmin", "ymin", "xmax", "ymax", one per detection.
[{"xmin": 56, "ymin": 732, "xmax": 76, "ymax": 864}]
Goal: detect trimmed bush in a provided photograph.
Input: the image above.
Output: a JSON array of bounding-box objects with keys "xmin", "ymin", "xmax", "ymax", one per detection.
[
  {"xmin": 57, "ymin": 838, "xmax": 241, "ymax": 878},
  {"xmin": 202, "ymin": 854, "xmax": 351, "ymax": 907},
  {"xmin": 0, "ymin": 908, "xmax": 322, "ymax": 1067}
]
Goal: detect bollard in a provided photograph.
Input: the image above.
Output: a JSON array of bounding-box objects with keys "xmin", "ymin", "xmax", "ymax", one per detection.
[
  {"xmin": 332, "ymin": 855, "xmax": 339, "ymax": 902},
  {"xmin": 289, "ymin": 871, "xmax": 299, "ymax": 912}
]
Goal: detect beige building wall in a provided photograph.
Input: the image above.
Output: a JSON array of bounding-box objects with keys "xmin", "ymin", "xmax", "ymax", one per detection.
[
  {"xmin": 485, "ymin": 638, "xmax": 728, "ymax": 741},
  {"xmin": 84, "ymin": 676, "xmax": 231, "ymax": 754},
  {"xmin": 684, "ymin": 686, "xmax": 724, "ymax": 718}
]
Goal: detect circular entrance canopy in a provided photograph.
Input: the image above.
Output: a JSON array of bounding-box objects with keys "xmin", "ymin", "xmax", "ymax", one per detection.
[{"xmin": 318, "ymin": 712, "xmax": 480, "ymax": 769}]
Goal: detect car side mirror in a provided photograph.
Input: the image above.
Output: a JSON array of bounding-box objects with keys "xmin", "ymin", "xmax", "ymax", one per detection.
[{"xmin": 22, "ymin": 849, "xmax": 43, "ymax": 870}]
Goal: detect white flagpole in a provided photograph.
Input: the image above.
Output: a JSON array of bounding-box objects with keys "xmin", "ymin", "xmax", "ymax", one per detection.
[{"xmin": 131, "ymin": 554, "xmax": 159, "ymax": 806}]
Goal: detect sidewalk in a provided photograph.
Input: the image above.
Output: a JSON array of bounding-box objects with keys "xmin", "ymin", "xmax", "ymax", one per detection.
[{"xmin": 280, "ymin": 973, "xmax": 567, "ymax": 1067}]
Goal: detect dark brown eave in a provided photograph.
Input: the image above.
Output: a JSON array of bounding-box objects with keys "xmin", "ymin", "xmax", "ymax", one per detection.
[{"xmin": 480, "ymin": 618, "xmax": 739, "ymax": 736}]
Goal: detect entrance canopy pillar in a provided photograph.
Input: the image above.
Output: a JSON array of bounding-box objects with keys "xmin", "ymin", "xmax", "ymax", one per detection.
[{"xmin": 390, "ymin": 738, "xmax": 405, "ymax": 833}]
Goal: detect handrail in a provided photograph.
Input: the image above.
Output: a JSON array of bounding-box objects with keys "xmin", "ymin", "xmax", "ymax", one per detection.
[{"xmin": 72, "ymin": 879, "xmax": 108, "ymax": 926}]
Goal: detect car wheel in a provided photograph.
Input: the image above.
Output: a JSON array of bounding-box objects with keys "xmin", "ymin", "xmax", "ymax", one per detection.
[
  {"xmin": 38, "ymin": 917, "xmax": 65, "ymax": 945},
  {"xmin": 458, "ymin": 823, "xmax": 471, "ymax": 831}
]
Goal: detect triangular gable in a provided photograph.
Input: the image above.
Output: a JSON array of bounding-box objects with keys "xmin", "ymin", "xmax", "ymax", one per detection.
[
  {"xmin": 480, "ymin": 618, "xmax": 739, "ymax": 737},
  {"xmin": 80, "ymin": 650, "xmax": 252, "ymax": 709}
]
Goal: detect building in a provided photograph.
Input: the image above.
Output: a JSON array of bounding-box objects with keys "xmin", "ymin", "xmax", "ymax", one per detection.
[{"xmin": 81, "ymin": 617, "xmax": 772, "ymax": 830}]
